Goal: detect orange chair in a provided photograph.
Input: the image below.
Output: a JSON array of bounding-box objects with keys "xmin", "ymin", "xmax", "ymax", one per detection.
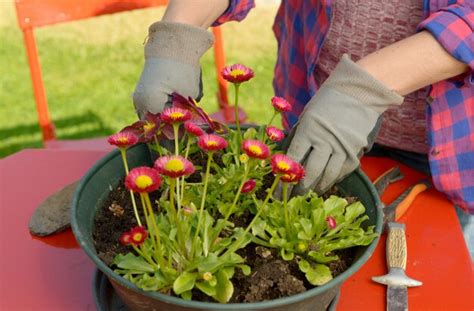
[{"xmin": 15, "ymin": 0, "xmax": 240, "ymax": 149}]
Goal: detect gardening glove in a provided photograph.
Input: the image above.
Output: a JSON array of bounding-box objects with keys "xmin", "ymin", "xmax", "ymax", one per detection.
[
  {"xmin": 287, "ymin": 54, "xmax": 404, "ymax": 195},
  {"xmin": 133, "ymin": 21, "xmax": 214, "ymax": 118}
]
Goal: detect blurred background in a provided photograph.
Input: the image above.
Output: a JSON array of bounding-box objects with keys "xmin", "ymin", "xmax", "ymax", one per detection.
[{"xmin": 0, "ymin": 1, "xmax": 279, "ymax": 157}]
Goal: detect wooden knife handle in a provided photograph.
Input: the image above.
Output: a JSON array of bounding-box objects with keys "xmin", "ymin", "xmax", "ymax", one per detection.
[{"xmin": 387, "ymin": 222, "xmax": 407, "ymax": 270}]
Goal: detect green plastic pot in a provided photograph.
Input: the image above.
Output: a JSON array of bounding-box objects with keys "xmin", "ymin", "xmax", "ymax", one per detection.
[{"xmin": 72, "ymin": 143, "xmax": 383, "ymax": 311}]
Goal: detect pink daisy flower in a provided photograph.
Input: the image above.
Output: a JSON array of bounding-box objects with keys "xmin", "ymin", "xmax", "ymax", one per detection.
[
  {"xmin": 242, "ymin": 139, "xmax": 270, "ymax": 160},
  {"xmin": 221, "ymin": 64, "xmax": 254, "ymax": 84},
  {"xmin": 125, "ymin": 167, "xmax": 162, "ymax": 193},
  {"xmin": 197, "ymin": 134, "xmax": 228, "ymax": 152},
  {"xmin": 265, "ymin": 126, "xmax": 285, "ymax": 142},
  {"xmin": 184, "ymin": 122, "xmax": 205, "ymax": 137},
  {"xmin": 271, "ymin": 96, "xmax": 292, "ymax": 113},
  {"xmin": 326, "ymin": 216, "xmax": 337, "ymax": 229},
  {"xmin": 241, "ymin": 179, "xmax": 257, "ymax": 194},
  {"xmin": 270, "ymin": 154, "xmax": 299, "ymax": 175},
  {"xmin": 130, "ymin": 226, "xmax": 148, "ymax": 246},
  {"xmin": 160, "ymin": 107, "xmax": 192, "ymax": 124},
  {"xmin": 119, "ymin": 231, "xmax": 132, "ymax": 246},
  {"xmin": 154, "ymin": 156, "xmax": 195, "ymax": 178},
  {"xmin": 107, "ymin": 131, "xmax": 139, "ymax": 149},
  {"xmin": 280, "ymin": 163, "xmax": 305, "ymax": 183}
]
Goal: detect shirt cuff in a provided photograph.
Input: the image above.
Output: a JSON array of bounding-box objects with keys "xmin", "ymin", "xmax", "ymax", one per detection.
[
  {"xmin": 418, "ymin": 3, "xmax": 474, "ymax": 71},
  {"xmin": 212, "ymin": 0, "xmax": 256, "ymax": 26}
]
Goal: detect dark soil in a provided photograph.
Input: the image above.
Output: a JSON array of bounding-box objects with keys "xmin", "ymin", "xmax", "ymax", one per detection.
[{"xmin": 92, "ymin": 153, "xmax": 357, "ymax": 303}]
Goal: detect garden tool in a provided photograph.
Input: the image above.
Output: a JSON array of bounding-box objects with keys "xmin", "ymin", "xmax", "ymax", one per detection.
[
  {"xmin": 372, "ymin": 168, "xmax": 429, "ymax": 311},
  {"xmin": 29, "ymin": 181, "xmax": 78, "ymax": 236}
]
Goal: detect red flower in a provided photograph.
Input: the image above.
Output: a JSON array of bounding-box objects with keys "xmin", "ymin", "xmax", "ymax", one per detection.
[
  {"xmin": 107, "ymin": 131, "xmax": 139, "ymax": 149},
  {"xmin": 160, "ymin": 107, "xmax": 192, "ymax": 124},
  {"xmin": 197, "ymin": 134, "xmax": 228, "ymax": 152},
  {"xmin": 130, "ymin": 226, "xmax": 148, "ymax": 246},
  {"xmin": 241, "ymin": 179, "xmax": 257, "ymax": 194},
  {"xmin": 265, "ymin": 126, "xmax": 285, "ymax": 142},
  {"xmin": 326, "ymin": 216, "xmax": 337, "ymax": 229},
  {"xmin": 270, "ymin": 154, "xmax": 299, "ymax": 175},
  {"xmin": 171, "ymin": 93, "xmax": 225, "ymax": 134},
  {"xmin": 241, "ymin": 139, "xmax": 270, "ymax": 159},
  {"xmin": 184, "ymin": 122, "xmax": 205, "ymax": 137},
  {"xmin": 154, "ymin": 156, "xmax": 195, "ymax": 178},
  {"xmin": 280, "ymin": 163, "xmax": 305, "ymax": 183},
  {"xmin": 221, "ymin": 64, "xmax": 254, "ymax": 84},
  {"xmin": 125, "ymin": 167, "xmax": 162, "ymax": 193},
  {"xmin": 119, "ymin": 231, "xmax": 132, "ymax": 246},
  {"xmin": 271, "ymin": 96, "xmax": 292, "ymax": 113}
]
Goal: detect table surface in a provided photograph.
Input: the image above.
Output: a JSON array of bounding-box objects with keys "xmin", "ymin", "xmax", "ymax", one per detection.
[{"xmin": 0, "ymin": 148, "xmax": 472, "ymax": 311}]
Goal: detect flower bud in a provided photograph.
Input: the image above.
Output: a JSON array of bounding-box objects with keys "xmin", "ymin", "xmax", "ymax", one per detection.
[{"xmin": 202, "ymin": 272, "xmax": 213, "ymax": 281}]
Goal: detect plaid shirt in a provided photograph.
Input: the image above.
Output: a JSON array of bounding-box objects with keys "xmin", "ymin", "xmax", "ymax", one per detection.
[{"xmin": 216, "ymin": 0, "xmax": 474, "ymax": 213}]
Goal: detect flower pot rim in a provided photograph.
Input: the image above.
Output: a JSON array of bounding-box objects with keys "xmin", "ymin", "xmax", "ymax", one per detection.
[{"xmin": 72, "ymin": 144, "xmax": 383, "ymax": 309}]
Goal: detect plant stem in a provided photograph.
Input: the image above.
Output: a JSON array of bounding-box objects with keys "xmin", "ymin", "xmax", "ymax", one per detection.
[
  {"xmin": 180, "ymin": 137, "xmax": 192, "ymax": 203},
  {"xmin": 133, "ymin": 245, "xmax": 158, "ymax": 268},
  {"xmin": 191, "ymin": 152, "xmax": 213, "ymax": 258},
  {"xmin": 213, "ymin": 163, "xmax": 251, "ymax": 241},
  {"xmin": 234, "ymin": 84, "xmax": 242, "ymax": 146},
  {"xmin": 172, "ymin": 124, "xmax": 181, "ymax": 207},
  {"xmin": 143, "ymin": 193, "xmax": 166, "ymax": 268},
  {"xmin": 282, "ymin": 182, "xmax": 290, "ymax": 234},
  {"xmin": 120, "ymin": 148, "xmax": 142, "ymax": 226},
  {"xmin": 267, "ymin": 110, "xmax": 277, "ymax": 127},
  {"xmin": 153, "ymin": 135, "xmax": 163, "ymax": 157},
  {"xmin": 225, "ymin": 175, "xmax": 281, "ymax": 255}
]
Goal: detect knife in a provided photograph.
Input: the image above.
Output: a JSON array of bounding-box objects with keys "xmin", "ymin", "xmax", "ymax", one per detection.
[{"xmin": 372, "ymin": 222, "xmax": 422, "ymax": 311}]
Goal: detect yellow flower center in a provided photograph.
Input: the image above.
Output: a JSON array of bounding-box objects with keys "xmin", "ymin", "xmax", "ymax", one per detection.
[
  {"xmin": 230, "ymin": 69, "xmax": 245, "ymax": 77},
  {"xmin": 165, "ymin": 159, "xmax": 185, "ymax": 172},
  {"xmin": 249, "ymin": 145, "xmax": 262, "ymax": 155},
  {"xmin": 132, "ymin": 233, "xmax": 143, "ymax": 242},
  {"xmin": 117, "ymin": 137, "xmax": 129, "ymax": 144},
  {"xmin": 143, "ymin": 121, "xmax": 154, "ymax": 133},
  {"xmin": 206, "ymin": 140, "xmax": 218, "ymax": 147},
  {"xmin": 135, "ymin": 175, "xmax": 153, "ymax": 189},
  {"xmin": 170, "ymin": 112, "xmax": 184, "ymax": 120},
  {"xmin": 277, "ymin": 161, "xmax": 290, "ymax": 171}
]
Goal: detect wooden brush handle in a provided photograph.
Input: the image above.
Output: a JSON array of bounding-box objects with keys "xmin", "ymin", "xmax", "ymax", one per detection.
[{"xmin": 387, "ymin": 222, "xmax": 407, "ymax": 270}]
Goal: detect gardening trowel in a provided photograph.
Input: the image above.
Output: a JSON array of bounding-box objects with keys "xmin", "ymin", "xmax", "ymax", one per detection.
[{"xmin": 29, "ymin": 180, "xmax": 79, "ymax": 236}]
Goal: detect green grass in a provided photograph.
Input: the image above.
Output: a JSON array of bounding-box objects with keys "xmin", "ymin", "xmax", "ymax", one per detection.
[{"xmin": 0, "ymin": 3, "xmax": 278, "ymax": 157}]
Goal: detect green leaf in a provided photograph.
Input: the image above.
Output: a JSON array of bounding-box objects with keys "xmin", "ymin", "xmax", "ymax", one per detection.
[
  {"xmin": 112, "ymin": 253, "xmax": 155, "ymax": 273},
  {"xmin": 308, "ymin": 251, "xmax": 338, "ymax": 263},
  {"xmin": 345, "ymin": 202, "xmax": 366, "ymax": 222},
  {"xmin": 323, "ymin": 196, "xmax": 347, "ymax": 216},
  {"xmin": 212, "ymin": 270, "xmax": 234, "ymax": 303},
  {"xmin": 304, "ymin": 263, "xmax": 333, "ymax": 286},
  {"xmin": 243, "ymin": 127, "xmax": 258, "ymax": 139},
  {"xmin": 280, "ymin": 248, "xmax": 294, "ymax": 261},
  {"xmin": 196, "ymin": 281, "xmax": 217, "ymax": 296},
  {"xmin": 238, "ymin": 264, "xmax": 251, "ymax": 276},
  {"xmin": 298, "ymin": 259, "xmax": 311, "ymax": 273},
  {"xmin": 181, "ymin": 291, "xmax": 193, "ymax": 300},
  {"xmin": 173, "ymin": 272, "xmax": 198, "ymax": 295}
]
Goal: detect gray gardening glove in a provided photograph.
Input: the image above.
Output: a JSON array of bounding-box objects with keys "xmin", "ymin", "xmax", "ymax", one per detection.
[
  {"xmin": 287, "ymin": 54, "xmax": 404, "ymax": 195},
  {"xmin": 133, "ymin": 21, "xmax": 214, "ymax": 118}
]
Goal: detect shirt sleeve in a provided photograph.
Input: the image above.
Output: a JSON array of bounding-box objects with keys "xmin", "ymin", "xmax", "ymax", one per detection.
[
  {"xmin": 418, "ymin": 2, "xmax": 474, "ymax": 71},
  {"xmin": 212, "ymin": 0, "xmax": 256, "ymax": 26}
]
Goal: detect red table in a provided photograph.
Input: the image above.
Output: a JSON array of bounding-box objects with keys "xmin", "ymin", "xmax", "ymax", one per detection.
[{"xmin": 1, "ymin": 148, "xmax": 472, "ymax": 310}]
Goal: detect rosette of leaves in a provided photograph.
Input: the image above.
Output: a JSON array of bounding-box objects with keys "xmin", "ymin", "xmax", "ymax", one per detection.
[{"xmin": 251, "ymin": 192, "xmax": 378, "ymax": 286}]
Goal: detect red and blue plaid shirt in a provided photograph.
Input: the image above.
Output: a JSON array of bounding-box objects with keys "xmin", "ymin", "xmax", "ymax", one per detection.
[{"xmin": 215, "ymin": 0, "xmax": 474, "ymax": 213}]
